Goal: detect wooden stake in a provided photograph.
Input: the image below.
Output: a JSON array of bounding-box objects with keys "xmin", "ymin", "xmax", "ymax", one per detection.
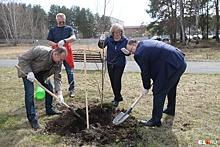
[{"xmin": 84, "ymin": 48, "xmax": 89, "ymax": 129}]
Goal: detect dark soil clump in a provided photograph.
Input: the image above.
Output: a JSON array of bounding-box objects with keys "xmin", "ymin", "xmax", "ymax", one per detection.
[{"xmin": 45, "ymin": 103, "xmax": 142, "ymax": 146}]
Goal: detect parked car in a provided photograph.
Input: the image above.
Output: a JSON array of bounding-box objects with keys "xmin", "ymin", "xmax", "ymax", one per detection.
[
  {"xmin": 161, "ymin": 35, "xmax": 170, "ymax": 41},
  {"xmin": 150, "ymin": 36, "xmax": 161, "ymax": 41},
  {"xmin": 212, "ymin": 35, "xmax": 220, "ymax": 39},
  {"xmin": 186, "ymin": 35, "xmax": 193, "ymax": 40},
  {"xmin": 192, "ymin": 34, "xmax": 203, "ymax": 40}
]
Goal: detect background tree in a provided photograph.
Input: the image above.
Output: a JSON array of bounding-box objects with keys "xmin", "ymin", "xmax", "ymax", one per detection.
[
  {"xmin": 215, "ymin": 0, "xmax": 219, "ymax": 42},
  {"xmin": 26, "ymin": 4, "xmax": 47, "ymax": 41},
  {"xmin": 0, "ymin": 2, "xmax": 27, "ymax": 45},
  {"xmin": 179, "ymin": 0, "xmax": 186, "ymax": 45}
]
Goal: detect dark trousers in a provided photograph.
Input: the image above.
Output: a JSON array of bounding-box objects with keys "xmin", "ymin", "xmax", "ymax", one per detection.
[
  {"xmin": 107, "ymin": 64, "xmax": 125, "ymax": 101},
  {"xmin": 151, "ymin": 59, "xmax": 187, "ymax": 123},
  {"xmin": 22, "ymin": 71, "xmax": 53, "ymax": 122}
]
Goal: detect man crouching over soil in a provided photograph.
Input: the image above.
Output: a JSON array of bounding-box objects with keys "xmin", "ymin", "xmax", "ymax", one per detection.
[{"xmin": 17, "ymin": 46, "xmax": 67, "ymax": 129}]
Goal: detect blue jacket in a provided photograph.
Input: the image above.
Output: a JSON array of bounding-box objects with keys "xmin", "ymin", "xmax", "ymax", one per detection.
[
  {"xmin": 134, "ymin": 40, "xmax": 186, "ymax": 93},
  {"xmin": 98, "ymin": 35, "xmax": 129, "ymax": 66}
]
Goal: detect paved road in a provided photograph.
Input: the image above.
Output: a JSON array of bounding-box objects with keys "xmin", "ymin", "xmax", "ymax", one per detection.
[{"xmin": 0, "ymin": 59, "xmax": 220, "ymax": 74}]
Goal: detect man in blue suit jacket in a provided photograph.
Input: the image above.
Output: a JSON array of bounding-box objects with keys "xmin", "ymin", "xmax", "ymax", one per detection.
[{"xmin": 125, "ymin": 39, "xmax": 187, "ymax": 127}]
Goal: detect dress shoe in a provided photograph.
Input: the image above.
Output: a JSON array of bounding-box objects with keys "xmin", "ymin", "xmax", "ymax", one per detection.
[
  {"xmin": 69, "ymin": 90, "xmax": 75, "ymax": 98},
  {"xmin": 163, "ymin": 109, "xmax": 175, "ymax": 116},
  {"xmin": 30, "ymin": 119, "xmax": 41, "ymax": 129},
  {"xmin": 139, "ymin": 119, "xmax": 161, "ymax": 127},
  {"xmin": 46, "ymin": 108, "xmax": 62, "ymax": 115}
]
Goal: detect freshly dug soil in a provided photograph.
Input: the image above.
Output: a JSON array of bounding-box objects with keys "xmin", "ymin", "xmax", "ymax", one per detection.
[{"xmin": 45, "ymin": 103, "xmax": 142, "ymax": 146}]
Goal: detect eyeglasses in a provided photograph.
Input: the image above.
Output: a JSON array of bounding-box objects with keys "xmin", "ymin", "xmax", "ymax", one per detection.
[
  {"xmin": 59, "ymin": 21, "xmax": 65, "ymax": 25},
  {"xmin": 114, "ymin": 31, "xmax": 121, "ymax": 35}
]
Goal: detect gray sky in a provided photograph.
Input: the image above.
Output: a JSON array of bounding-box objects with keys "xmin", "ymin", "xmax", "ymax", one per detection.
[{"xmin": 17, "ymin": 0, "xmax": 152, "ymax": 26}]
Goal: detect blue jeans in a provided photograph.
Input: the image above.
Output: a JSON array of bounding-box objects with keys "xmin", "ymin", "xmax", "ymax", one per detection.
[
  {"xmin": 22, "ymin": 71, "xmax": 54, "ymax": 122},
  {"xmin": 63, "ymin": 60, "xmax": 75, "ymax": 91},
  {"xmin": 151, "ymin": 59, "xmax": 187, "ymax": 123}
]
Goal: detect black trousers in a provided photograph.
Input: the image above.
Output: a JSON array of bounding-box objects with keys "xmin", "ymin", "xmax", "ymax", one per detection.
[
  {"xmin": 151, "ymin": 59, "xmax": 187, "ymax": 123},
  {"xmin": 107, "ymin": 64, "xmax": 125, "ymax": 101}
]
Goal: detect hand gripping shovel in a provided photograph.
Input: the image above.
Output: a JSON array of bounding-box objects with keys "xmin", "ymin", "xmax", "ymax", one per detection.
[
  {"xmin": 15, "ymin": 65, "xmax": 86, "ymax": 124},
  {"xmin": 113, "ymin": 94, "xmax": 144, "ymax": 125}
]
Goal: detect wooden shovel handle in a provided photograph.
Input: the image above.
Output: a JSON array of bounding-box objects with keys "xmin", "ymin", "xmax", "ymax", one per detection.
[
  {"xmin": 15, "ymin": 65, "xmax": 70, "ymax": 108},
  {"xmin": 130, "ymin": 94, "xmax": 144, "ymax": 109}
]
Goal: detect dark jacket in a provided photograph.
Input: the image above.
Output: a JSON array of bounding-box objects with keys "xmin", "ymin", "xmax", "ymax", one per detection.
[
  {"xmin": 134, "ymin": 40, "xmax": 185, "ymax": 93},
  {"xmin": 47, "ymin": 25, "xmax": 74, "ymax": 43},
  {"xmin": 98, "ymin": 35, "xmax": 129, "ymax": 67}
]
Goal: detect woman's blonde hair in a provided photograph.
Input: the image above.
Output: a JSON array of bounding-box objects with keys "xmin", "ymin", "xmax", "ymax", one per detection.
[{"xmin": 109, "ymin": 23, "xmax": 124, "ymax": 36}]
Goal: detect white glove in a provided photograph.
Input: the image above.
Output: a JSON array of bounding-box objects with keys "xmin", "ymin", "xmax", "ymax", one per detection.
[
  {"xmin": 57, "ymin": 94, "xmax": 64, "ymax": 104},
  {"xmin": 100, "ymin": 34, "xmax": 105, "ymax": 42},
  {"xmin": 142, "ymin": 88, "xmax": 149, "ymax": 95},
  {"xmin": 58, "ymin": 40, "xmax": 66, "ymax": 47},
  {"xmin": 121, "ymin": 48, "xmax": 130, "ymax": 55},
  {"xmin": 27, "ymin": 72, "xmax": 35, "ymax": 82}
]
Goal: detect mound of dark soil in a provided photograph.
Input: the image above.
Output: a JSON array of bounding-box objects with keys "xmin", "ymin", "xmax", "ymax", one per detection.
[{"xmin": 45, "ymin": 103, "xmax": 142, "ymax": 146}]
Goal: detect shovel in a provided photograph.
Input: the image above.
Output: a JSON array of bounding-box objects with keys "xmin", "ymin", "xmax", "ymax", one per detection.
[
  {"xmin": 113, "ymin": 94, "xmax": 144, "ymax": 125},
  {"xmin": 15, "ymin": 65, "xmax": 86, "ymax": 123}
]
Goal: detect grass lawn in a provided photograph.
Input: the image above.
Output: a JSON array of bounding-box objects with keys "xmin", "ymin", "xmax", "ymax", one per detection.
[
  {"xmin": 0, "ymin": 41, "xmax": 219, "ymax": 146},
  {"xmin": 0, "ymin": 67, "xmax": 219, "ymax": 146}
]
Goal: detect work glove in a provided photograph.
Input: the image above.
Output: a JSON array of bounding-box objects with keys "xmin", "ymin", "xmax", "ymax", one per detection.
[
  {"xmin": 142, "ymin": 88, "xmax": 149, "ymax": 95},
  {"xmin": 58, "ymin": 39, "xmax": 66, "ymax": 47},
  {"xmin": 121, "ymin": 48, "xmax": 130, "ymax": 55},
  {"xmin": 27, "ymin": 72, "xmax": 35, "ymax": 82},
  {"xmin": 99, "ymin": 34, "xmax": 105, "ymax": 43},
  {"xmin": 57, "ymin": 94, "xmax": 64, "ymax": 104},
  {"xmin": 52, "ymin": 43, "xmax": 58, "ymax": 49}
]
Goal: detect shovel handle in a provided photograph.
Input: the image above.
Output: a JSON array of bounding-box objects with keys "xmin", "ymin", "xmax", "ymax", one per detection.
[
  {"xmin": 15, "ymin": 65, "xmax": 70, "ymax": 108},
  {"xmin": 130, "ymin": 94, "xmax": 144, "ymax": 109}
]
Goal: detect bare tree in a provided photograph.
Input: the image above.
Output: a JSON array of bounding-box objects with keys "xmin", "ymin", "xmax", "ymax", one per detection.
[
  {"xmin": 215, "ymin": 0, "xmax": 219, "ymax": 42},
  {"xmin": 0, "ymin": 1, "xmax": 26, "ymax": 45},
  {"xmin": 193, "ymin": 0, "xmax": 200, "ymax": 44},
  {"xmin": 179, "ymin": 0, "xmax": 186, "ymax": 45}
]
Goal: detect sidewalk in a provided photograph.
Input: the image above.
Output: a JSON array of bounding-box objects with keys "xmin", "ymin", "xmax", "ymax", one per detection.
[{"xmin": 0, "ymin": 59, "xmax": 220, "ymax": 74}]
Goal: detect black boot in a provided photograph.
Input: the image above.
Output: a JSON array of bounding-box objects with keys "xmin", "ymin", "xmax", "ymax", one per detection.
[{"xmin": 46, "ymin": 108, "xmax": 62, "ymax": 115}]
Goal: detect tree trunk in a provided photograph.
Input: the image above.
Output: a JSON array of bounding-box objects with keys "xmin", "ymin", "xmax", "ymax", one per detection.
[
  {"xmin": 179, "ymin": 0, "xmax": 186, "ymax": 45},
  {"xmin": 215, "ymin": 0, "xmax": 219, "ymax": 43},
  {"xmin": 194, "ymin": 0, "xmax": 200, "ymax": 44}
]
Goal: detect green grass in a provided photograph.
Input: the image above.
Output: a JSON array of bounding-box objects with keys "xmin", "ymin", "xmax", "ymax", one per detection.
[{"xmin": 0, "ymin": 67, "xmax": 219, "ymax": 146}]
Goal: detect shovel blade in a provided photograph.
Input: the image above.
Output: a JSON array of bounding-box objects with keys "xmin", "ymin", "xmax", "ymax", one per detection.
[
  {"xmin": 69, "ymin": 107, "xmax": 86, "ymax": 124},
  {"xmin": 113, "ymin": 112, "xmax": 129, "ymax": 125}
]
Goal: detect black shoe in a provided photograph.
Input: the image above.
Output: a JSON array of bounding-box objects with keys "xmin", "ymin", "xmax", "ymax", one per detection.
[
  {"xmin": 46, "ymin": 108, "xmax": 62, "ymax": 115},
  {"xmin": 30, "ymin": 119, "xmax": 41, "ymax": 129},
  {"xmin": 139, "ymin": 119, "xmax": 161, "ymax": 127},
  {"xmin": 111, "ymin": 100, "xmax": 119, "ymax": 107},
  {"xmin": 69, "ymin": 90, "xmax": 75, "ymax": 98},
  {"xmin": 163, "ymin": 109, "xmax": 175, "ymax": 116}
]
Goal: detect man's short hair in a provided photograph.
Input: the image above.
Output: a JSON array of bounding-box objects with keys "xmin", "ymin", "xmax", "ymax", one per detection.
[
  {"xmin": 128, "ymin": 39, "xmax": 138, "ymax": 45},
  {"xmin": 54, "ymin": 46, "xmax": 68, "ymax": 56},
  {"xmin": 56, "ymin": 13, "xmax": 66, "ymax": 20}
]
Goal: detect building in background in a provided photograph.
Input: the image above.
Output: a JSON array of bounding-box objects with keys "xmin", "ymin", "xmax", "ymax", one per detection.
[
  {"xmin": 124, "ymin": 26, "xmax": 148, "ymax": 38},
  {"xmin": 109, "ymin": 17, "xmax": 150, "ymax": 38}
]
